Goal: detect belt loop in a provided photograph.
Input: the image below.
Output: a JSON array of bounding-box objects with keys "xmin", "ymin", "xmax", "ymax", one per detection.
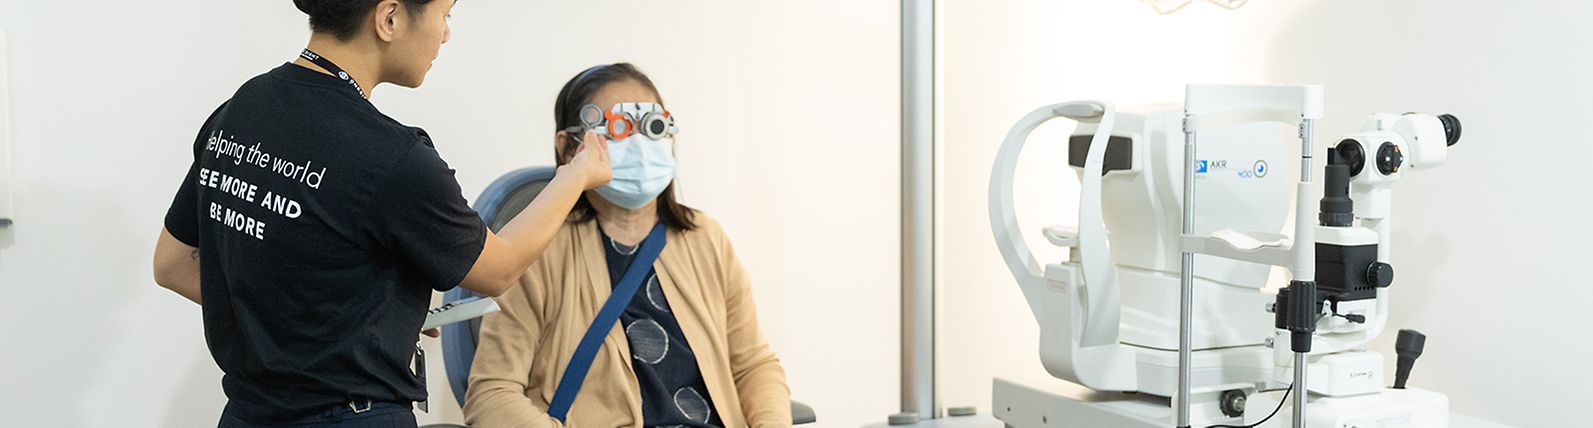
[{"xmin": 348, "ymin": 400, "xmax": 373, "ymax": 414}]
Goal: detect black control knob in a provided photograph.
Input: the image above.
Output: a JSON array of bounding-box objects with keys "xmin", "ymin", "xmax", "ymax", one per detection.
[
  {"xmin": 1367, "ymin": 262, "xmax": 1395, "ymax": 288},
  {"xmin": 1219, "ymin": 390, "xmax": 1247, "ymax": 418},
  {"xmin": 1376, "ymin": 142, "xmax": 1404, "ymax": 175}
]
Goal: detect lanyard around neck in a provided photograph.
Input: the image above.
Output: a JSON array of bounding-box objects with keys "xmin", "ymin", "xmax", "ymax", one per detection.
[{"xmin": 299, "ymin": 48, "xmax": 366, "ymax": 98}]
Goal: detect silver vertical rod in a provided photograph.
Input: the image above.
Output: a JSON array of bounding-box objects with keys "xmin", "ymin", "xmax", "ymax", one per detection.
[
  {"xmin": 1292, "ymin": 352, "xmax": 1308, "ymax": 427},
  {"xmin": 1176, "ymin": 120, "xmax": 1197, "ymax": 428},
  {"xmin": 1300, "ymin": 120, "xmax": 1315, "ymax": 182},
  {"xmin": 901, "ymin": 0, "xmax": 937, "ymax": 419}
]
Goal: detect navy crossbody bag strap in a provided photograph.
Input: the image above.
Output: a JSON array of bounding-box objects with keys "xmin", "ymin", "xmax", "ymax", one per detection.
[{"xmin": 547, "ymin": 223, "xmax": 666, "ymax": 422}]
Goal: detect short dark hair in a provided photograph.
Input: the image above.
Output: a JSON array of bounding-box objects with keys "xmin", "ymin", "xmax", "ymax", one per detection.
[
  {"xmin": 554, "ymin": 63, "xmax": 697, "ymax": 231},
  {"xmin": 293, "ymin": 0, "xmax": 435, "ymax": 41}
]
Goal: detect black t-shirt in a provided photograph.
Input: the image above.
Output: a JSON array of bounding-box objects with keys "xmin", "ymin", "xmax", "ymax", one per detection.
[
  {"xmin": 163, "ymin": 63, "xmax": 486, "ymax": 422},
  {"xmin": 599, "ymin": 226, "xmax": 723, "ymax": 428}
]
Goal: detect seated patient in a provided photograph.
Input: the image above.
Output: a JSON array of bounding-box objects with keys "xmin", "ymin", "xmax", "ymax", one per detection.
[{"xmin": 464, "ymin": 63, "xmax": 792, "ymax": 428}]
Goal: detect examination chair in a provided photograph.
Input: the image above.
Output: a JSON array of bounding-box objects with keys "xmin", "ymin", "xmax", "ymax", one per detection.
[{"xmin": 422, "ymin": 166, "xmax": 816, "ymax": 427}]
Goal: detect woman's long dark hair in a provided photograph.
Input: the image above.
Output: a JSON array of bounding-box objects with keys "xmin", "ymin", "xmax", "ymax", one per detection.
[{"xmin": 554, "ymin": 63, "xmax": 696, "ymax": 230}]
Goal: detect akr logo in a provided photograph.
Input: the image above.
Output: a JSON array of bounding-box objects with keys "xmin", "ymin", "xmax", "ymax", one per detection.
[{"xmin": 1196, "ymin": 160, "xmax": 1209, "ymax": 174}]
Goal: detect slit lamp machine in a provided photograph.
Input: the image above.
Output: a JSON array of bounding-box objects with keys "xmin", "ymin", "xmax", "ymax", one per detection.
[{"xmin": 989, "ymin": 84, "xmax": 1462, "ymax": 428}]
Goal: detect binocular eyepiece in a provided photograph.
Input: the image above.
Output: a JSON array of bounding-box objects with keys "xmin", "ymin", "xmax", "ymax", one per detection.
[
  {"xmin": 1333, "ymin": 113, "xmax": 1462, "ymax": 178},
  {"xmin": 1437, "ymin": 113, "xmax": 1462, "ymax": 147}
]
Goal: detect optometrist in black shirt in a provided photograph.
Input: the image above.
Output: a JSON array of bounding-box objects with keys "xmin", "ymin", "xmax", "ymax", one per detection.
[{"xmin": 151, "ymin": 1, "xmax": 612, "ymax": 427}]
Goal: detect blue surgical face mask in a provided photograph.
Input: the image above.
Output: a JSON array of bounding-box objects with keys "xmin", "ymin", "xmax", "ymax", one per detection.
[{"xmin": 594, "ymin": 135, "xmax": 676, "ymax": 210}]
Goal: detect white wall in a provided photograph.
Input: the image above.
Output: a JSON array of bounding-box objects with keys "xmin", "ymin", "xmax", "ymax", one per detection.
[
  {"xmin": 0, "ymin": 1, "xmax": 900, "ymax": 426},
  {"xmin": 938, "ymin": 0, "xmax": 1588, "ymax": 426}
]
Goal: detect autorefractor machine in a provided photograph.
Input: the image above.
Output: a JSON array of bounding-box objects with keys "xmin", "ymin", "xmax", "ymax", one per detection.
[{"xmin": 988, "ymin": 84, "xmax": 1462, "ymax": 427}]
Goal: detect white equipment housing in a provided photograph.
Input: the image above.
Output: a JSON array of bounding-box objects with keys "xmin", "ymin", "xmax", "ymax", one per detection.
[
  {"xmin": 989, "ymin": 86, "xmax": 1453, "ymax": 427},
  {"xmin": 990, "ymin": 102, "xmax": 1286, "ymax": 400}
]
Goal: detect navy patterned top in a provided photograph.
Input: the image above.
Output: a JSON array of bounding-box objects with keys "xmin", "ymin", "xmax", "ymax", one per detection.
[{"xmin": 601, "ymin": 226, "xmax": 724, "ymax": 427}]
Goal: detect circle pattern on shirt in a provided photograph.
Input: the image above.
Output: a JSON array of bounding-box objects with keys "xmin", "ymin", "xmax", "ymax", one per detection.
[
  {"xmin": 626, "ymin": 318, "xmax": 669, "ymax": 364},
  {"xmin": 674, "ymin": 386, "xmax": 713, "ymax": 423},
  {"xmin": 646, "ymin": 274, "xmax": 670, "ymax": 313}
]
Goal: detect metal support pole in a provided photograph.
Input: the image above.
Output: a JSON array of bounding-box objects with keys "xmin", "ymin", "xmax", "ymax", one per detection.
[
  {"xmin": 1176, "ymin": 119, "xmax": 1198, "ymax": 428},
  {"xmin": 1292, "ymin": 352, "xmax": 1308, "ymax": 427},
  {"xmin": 1291, "ymin": 119, "xmax": 1317, "ymax": 428},
  {"xmin": 1300, "ymin": 120, "xmax": 1315, "ymax": 183},
  {"xmin": 900, "ymin": 0, "xmax": 937, "ymax": 421},
  {"xmin": 0, "ymin": 28, "xmax": 14, "ymax": 250}
]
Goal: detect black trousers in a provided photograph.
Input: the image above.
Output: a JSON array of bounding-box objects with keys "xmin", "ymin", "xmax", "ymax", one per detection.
[{"xmin": 218, "ymin": 401, "xmax": 417, "ymax": 428}]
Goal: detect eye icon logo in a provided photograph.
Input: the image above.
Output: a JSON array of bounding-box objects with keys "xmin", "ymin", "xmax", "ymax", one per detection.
[{"xmin": 1254, "ymin": 160, "xmax": 1268, "ymax": 178}]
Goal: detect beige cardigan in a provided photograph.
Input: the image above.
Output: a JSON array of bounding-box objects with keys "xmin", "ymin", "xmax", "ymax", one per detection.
[{"xmin": 463, "ymin": 214, "xmax": 791, "ymax": 428}]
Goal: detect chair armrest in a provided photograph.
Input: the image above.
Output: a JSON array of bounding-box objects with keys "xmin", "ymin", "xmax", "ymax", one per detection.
[{"xmin": 792, "ymin": 400, "xmax": 817, "ymax": 425}]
